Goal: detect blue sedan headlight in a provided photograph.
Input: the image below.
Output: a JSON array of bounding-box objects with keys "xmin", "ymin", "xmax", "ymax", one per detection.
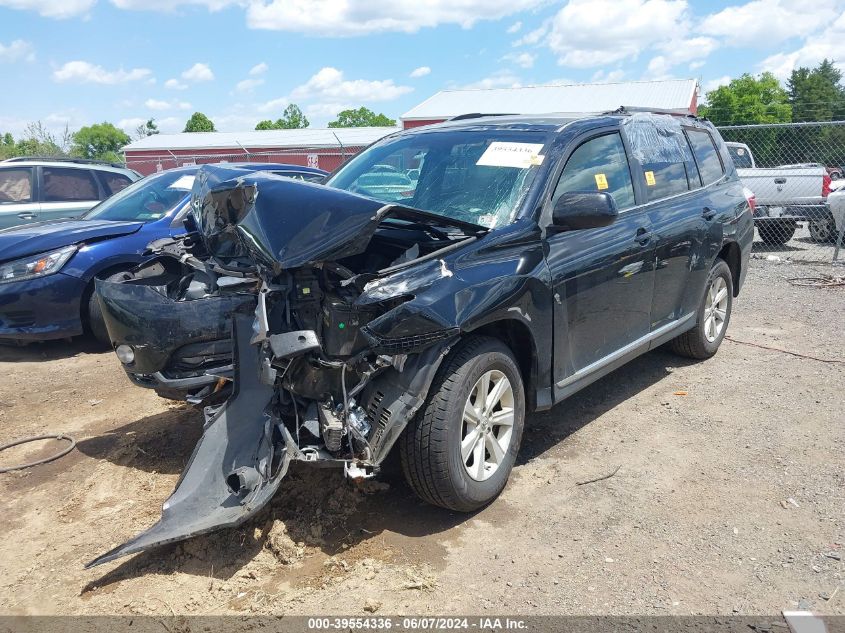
[{"xmin": 0, "ymin": 245, "xmax": 77, "ymax": 284}]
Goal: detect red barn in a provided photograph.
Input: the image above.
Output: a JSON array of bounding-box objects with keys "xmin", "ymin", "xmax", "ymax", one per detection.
[
  {"xmin": 400, "ymin": 79, "xmax": 699, "ymax": 129},
  {"xmin": 122, "ymin": 126, "xmax": 400, "ymax": 176}
]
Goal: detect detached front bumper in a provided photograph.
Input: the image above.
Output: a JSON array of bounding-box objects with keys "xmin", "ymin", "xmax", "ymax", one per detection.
[
  {"xmin": 0, "ymin": 272, "xmax": 86, "ymax": 342},
  {"xmin": 96, "ymin": 278, "xmax": 254, "ymax": 396}
]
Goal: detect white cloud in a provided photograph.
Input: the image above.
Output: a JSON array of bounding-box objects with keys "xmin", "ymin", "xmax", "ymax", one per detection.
[
  {"xmin": 0, "ymin": 0, "xmax": 94, "ymax": 18},
  {"xmin": 245, "ymin": 0, "xmax": 546, "ymax": 35},
  {"xmin": 304, "ymin": 102, "xmax": 351, "ymax": 119},
  {"xmin": 507, "ymin": 21, "xmax": 522, "ymax": 34},
  {"xmin": 53, "ymin": 61, "xmax": 153, "ymax": 84},
  {"xmin": 110, "ymin": 0, "xmax": 237, "ymax": 9},
  {"xmin": 249, "ymin": 62, "xmax": 268, "ymax": 76},
  {"xmin": 501, "ymin": 52, "xmax": 536, "ymax": 69},
  {"xmin": 544, "ymin": 0, "xmax": 689, "ymax": 67},
  {"xmin": 0, "ymin": 39, "xmax": 34, "ymax": 62},
  {"xmin": 256, "ymin": 97, "xmax": 289, "ymax": 113},
  {"xmin": 181, "ymin": 62, "xmax": 214, "ymax": 82},
  {"xmin": 144, "ymin": 98, "xmax": 192, "ymax": 111},
  {"xmin": 117, "ymin": 117, "xmax": 146, "ymax": 133},
  {"xmin": 757, "ymin": 11, "xmax": 845, "ymax": 78},
  {"xmin": 689, "ymin": 60, "xmax": 705, "ymax": 70},
  {"xmin": 164, "ymin": 78, "xmax": 188, "ymax": 90},
  {"xmin": 703, "ymin": 76, "xmax": 732, "ymax": 93},
  {"xmin": 461, "ymin": 71, "xmax": 523, "ymax": 90},
  {"xmin": 591, "ymin": 69, "xmax": 626, "ymax": 83},
  {"xmin": 512, "ymin": 23, "xmax": 548, "ymax": 46},
  {"xmin": 410, "ymin": 66, "xmax": 431, "ymax": 78},
  {"xmin": 291, "ymin": 67, "xmax": 413, "ymax": 102},
  {"xmin": 701, "ymin": 0, "xmax": 839, "ymax": 44},
  {"xmin": 236, "ymin": 77, "xmax": 264, "ymax": 93}
]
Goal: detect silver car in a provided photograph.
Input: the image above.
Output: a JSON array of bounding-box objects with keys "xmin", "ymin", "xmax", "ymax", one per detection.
[{"xmin": 0, "ymin": 158, "xmax": 140, "ymax": 229}]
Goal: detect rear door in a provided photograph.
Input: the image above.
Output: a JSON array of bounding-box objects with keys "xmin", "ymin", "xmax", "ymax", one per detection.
[
  {"xmin": 545, "ymin": 129, "xmax": 655, "ymax": 396},
  {"xmin": 0, "ymin": 166, "xmax": 39, "ymax": 228},
  {"xmin": 620, "ymin": 118, "xmax": 714, "ymax": 330},
  {"xmin": 38, "ymin": 166, "xmax": 101, "ymax": 221}
]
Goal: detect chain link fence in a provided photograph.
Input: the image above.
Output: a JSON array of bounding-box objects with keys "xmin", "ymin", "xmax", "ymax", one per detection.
[{"xmin": 716, "ymin": 121, "xmax": 845, "ymax": 264}]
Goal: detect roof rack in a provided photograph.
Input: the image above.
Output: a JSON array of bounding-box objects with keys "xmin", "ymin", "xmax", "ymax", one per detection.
[
  {"xmin": 2, "ymin": 156, "xmax": 128, "ymax": 169},
  {"xmin": 604, "ymin": 105, "xmax": 699, "ymax": 118},
  {"xmin": 448, "ymin": 113, "xmax": 518, "ymax": 121}
]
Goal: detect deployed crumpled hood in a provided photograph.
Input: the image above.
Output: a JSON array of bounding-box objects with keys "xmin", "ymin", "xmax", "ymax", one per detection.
[
  {"xmin": 0, "ymin": 219, "xmax": 144, "ymax": 262},
  {"xmin": 191, "ymin": 164, "xmax": 482, "ymax": 273}
]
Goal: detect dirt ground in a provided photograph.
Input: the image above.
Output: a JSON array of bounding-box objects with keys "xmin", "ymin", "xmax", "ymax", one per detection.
[{"xmin": 0, "ymin": 260, "xmax": 842, "ymax": 617}]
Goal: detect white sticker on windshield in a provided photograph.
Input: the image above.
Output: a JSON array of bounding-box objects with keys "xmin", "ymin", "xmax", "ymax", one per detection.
[
  {"xmin": 476, "ymin": 142, "xmax": 545, "ymax": 169},
  {"xmin": 169, "ymin": 175, "xmax": 196, "ymax": 191}
]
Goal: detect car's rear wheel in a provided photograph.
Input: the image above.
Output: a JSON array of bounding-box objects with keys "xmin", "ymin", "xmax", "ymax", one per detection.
[
  {"xmin": 87, "ymin": 270, "xmax": 132, "ymax": 345},
  {"xmin": 757, "ymin": 221, "xmax": 795, "ymax": 245},
  {"xmin": 669, "ymin": 258, "xmax": 733, "ymax": 360},
  {"xmin": 399, "ymin": 336, "xmax": 525, "ymax": 512},
  {"xmin": 808, "ymin": 214, "xmax": 838, "ymax": 243}
]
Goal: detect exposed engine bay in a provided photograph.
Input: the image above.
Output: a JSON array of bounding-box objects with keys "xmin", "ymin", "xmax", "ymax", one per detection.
[{"xmin": 88, "ymin": 165, "xmax": 487, "ymax": 567}]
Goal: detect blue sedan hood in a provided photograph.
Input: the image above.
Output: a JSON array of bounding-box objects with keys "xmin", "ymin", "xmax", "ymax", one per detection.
[{"xmin": 0, "ymin": 219, "xmax": 145, "ymax": 262}]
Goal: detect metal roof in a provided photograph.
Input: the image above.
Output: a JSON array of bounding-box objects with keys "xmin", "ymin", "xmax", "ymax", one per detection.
[
  {"xmin": 401, "ymin": 79, "xmax": 698, "ymax": 120},
  {"xmin": 123, "ymin": 126, "xmax": 402, "ymax": 152}
]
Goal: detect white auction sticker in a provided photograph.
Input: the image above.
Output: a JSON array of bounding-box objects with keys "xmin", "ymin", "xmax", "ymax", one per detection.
[
  {"xmin": 169, "ymin": 175, "xmax": 196, "ymax": 191},
  {"xmin": 476, "ymin": 142, "xmax": 545, "ymax": 169}
]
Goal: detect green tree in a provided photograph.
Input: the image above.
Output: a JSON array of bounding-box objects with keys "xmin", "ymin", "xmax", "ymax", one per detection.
[
  {"xmin": 0, "ymin": 132, "xmax": 16, "ymax": 159},
  {"xmin": 71, "ymin": 122, "xmax": 130, "ymax": 160},
  {"xmin": 328, "ymin": 107, "xmax": 396, "ymax": 128},
  {"xmin": 15, "ymin": 122, "xmax": 66, "ymax": 157},
  {"xmin": 699, "ymin": 73, "xmax": 792, "ymax": 126},
  {"xmin": 135, "ymin": 118, "xmax": 160, "ymax": 140},
  {"xmin": 184, "ymin": 112, "xmax": 216, "ymax": 133},
  {"xmin": 787, "ymin": 59, "xmax": 845, "ymax": 122},
  {"xmin": 255, "ymin": 104, "xmax": 309, "ymax": 130}
]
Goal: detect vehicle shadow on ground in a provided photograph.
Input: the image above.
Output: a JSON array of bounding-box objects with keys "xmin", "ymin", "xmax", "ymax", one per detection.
[
  {"xmin": 0, "ymin": 336, "xmax": 106, "ymax": 363},
  {"xmin": 82, "ymin": 348, "xmax": 696, "ymax": 591}
]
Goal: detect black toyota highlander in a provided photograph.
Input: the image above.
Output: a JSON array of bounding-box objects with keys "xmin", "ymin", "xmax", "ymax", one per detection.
[{"xmin": 91, "ymin": 109, "xmax": 753, "ymax": 567}]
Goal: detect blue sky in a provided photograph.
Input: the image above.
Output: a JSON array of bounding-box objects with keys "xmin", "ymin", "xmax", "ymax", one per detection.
[{"xmin": 1, "ymin": 0, "xmax": 843, "ymax": 138}]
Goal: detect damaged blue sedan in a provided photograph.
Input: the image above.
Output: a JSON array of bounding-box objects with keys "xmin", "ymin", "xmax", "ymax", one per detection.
[{"xmin": 90, "ymin": 110, "xmax": 753, "ymax": 567}]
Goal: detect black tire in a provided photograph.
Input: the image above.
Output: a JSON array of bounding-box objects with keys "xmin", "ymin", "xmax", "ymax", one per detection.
[
  {"xmin": 808, "ymin": 214, "xmax": 838, "ymax": 243},
  {"xmin": 399, "ymin": 336, "xmax": 525, "ymax": 512},
  {"xmin": 757, "ymin": 221, "xmax": 795, "ymax": 245},
  {"xmin": 669, "ymin": 258, "xmax": 733, "ymax": 360},
  {"xmin": 87, "ymin": 270, "xmax": 132, "ymax": 345}
]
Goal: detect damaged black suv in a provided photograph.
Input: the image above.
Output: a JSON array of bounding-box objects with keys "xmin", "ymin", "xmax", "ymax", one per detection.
[{"xmin": 91, "ymin": 111, "xmax": 753, "ymax": 567}]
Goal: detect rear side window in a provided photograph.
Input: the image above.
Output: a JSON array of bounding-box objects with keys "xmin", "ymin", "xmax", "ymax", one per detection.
[
  {"xmin": 687, "ymin": 130, "xmax": 725, "ymax": 185},
  {"xmin": 99, "ymin": 172, "xmax": 133, "ymax": 196},
  {"xmin": 0, "ymin": 168, "xmax": 33, "ymax": 203},
  {"xmin": 42, "ymin": 167, "xmax": 99, "ymax": 202},
  {"xmin": 553, "ymin": 133, "xmax": 635, "ymax": 211}
]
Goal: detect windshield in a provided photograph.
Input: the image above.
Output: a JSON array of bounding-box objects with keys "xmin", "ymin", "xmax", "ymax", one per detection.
[
  {"xmin": 326, "ymin": 129, "xmax": 551, "ymax": 228},
  {"xmin": 84, "ymin": 170, "xmax": 196, "ymax": 222},
  {"xmin": 728, "ymin": 145, "xmax": 753, "ymax": 169}
]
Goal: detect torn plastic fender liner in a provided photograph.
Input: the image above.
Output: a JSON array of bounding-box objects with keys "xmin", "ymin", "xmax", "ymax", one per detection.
[
  {"xmin": 86, "ymin": 316, "xmax": 292, "ymax": 568},
  {"xmin": 365, "ymin": 339, "xmax": 456, "ymax": 464}
]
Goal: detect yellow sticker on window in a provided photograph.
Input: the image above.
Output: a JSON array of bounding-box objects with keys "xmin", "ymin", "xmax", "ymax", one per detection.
[
  {"xmin": 594, "ymin": 173, "xmax": 609, "ymax": 190},
  {"xmin": 645, "ymin": 170, "xmax": 656, "ymax": 186}
]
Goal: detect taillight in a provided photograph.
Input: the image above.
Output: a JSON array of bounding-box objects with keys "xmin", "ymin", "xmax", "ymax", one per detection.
[
  {"xmin": 823, "ymin": 173, "xmax": 832, "ymax": 198},
  {"xmin": 743, "ymin": 186, "xmax": 756, "ymax": 214}
]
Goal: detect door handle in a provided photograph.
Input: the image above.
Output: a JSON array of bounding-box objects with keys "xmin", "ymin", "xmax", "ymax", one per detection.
[
  {"xmin": 774, "ymin": 177, "xmax": 786, "ymax": 184},
  {"xmin": 17, "ymin": 212, "xmax": 36, "ymax": 220},
  {"xmin": 702, "ymin": 207, "xmax": 717, "ymax": 221},
  {"xmin": 634, "ymin": 227, "xmax": 652, "ymax": 245}
]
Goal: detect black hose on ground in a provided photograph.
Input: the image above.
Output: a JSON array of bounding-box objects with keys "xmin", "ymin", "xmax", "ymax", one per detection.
[{"xmin": 0, "ymin": 434, "xmax": 77, "ymax": 473}]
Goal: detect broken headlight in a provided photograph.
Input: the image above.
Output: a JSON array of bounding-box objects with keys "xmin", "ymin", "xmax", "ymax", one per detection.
[{"xmin": 0, "ymin": 245, "xmax": 77, "ymax": 284}]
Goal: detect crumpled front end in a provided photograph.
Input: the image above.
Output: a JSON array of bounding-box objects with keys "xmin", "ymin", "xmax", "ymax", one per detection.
[{"xmin": 89, "ymin": 166, "xmax": 483, "ymax": 567}]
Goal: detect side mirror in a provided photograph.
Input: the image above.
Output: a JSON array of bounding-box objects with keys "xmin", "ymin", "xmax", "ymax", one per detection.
[{"xmin": 551, "ymin": 191, "xmax": 619, "ymax": 231}]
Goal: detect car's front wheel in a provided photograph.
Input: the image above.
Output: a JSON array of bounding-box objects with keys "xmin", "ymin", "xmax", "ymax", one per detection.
[
  {"xmin": 399, "ymin": 336, "xmax": 525, "ymax": 512},
  {"xmin": 757, "ymin": 221, "xmax": 795, "ymax": 245},
  {"xmin": 670, "ymin": 258, "xmax": 733, "ymax": 360},
  {"xmin": 809, "ymin": 214, "xmax": 839, "ymax": 243}
]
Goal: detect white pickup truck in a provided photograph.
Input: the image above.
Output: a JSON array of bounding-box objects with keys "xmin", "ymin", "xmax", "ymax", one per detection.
[{"xmin": 726, "ymin": 142, "xmax": 835, "ymax": 245}]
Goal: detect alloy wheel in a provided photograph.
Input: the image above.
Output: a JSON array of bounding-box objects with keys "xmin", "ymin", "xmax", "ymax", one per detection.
[
  {"xmin": 703, "ymin": 276, "xmax": 729, "ymax": 343},
  {"xmin": 461, "ymin": 370, "xmax": 514, "ymax": 482}
]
